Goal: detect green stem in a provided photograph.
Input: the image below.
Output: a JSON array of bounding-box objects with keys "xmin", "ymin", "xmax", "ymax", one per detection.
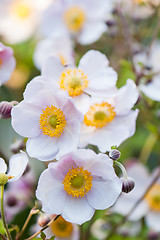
[
  {"xmin": 1, "ymin": 186, "xmax": 12, "ymax": 240},
  {"xmin": 114, "ymin": 161, "xmax": 128, "ymax": 179},
  {"xmin": 139, "ymin": 133, "xmax": 157, "ymax": 163}
]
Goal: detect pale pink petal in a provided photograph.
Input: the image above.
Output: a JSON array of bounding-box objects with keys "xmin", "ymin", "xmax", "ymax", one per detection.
[
  {"xmin": 7, "ymin": 151, "xmax": 29, "ymax": 182},
  {"xmin": 62, "ymin": 195, "xmax": 94, "ymax": 224},
  {"xmin": 0, "ymin": 158, "xmax": 7, "ymax": 173},
  {"xmin": 26, "ymin": 134, "xmax": 59, "ymax": 161}
]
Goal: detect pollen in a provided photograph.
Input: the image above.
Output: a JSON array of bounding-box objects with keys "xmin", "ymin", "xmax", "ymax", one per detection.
[
  {"xmin": 64, "ymin": 6, "xmax": 86, "ymax": 32},
  {"xmin": 63, "ymin": 166, "xmax": 93, "ymax": 198},
  {"xmin": 145, "ymin": 184, "xmax": 160, "ymax": 212},
  {"xmin": 84, "ymin": 102, "xmax": 116, "ymax": 128},
  {"xmin": 59, "ymin": 68, "xmax": 88, "ymax": 97},
  {"xmin": 39, "ymin": 105, "xmax": 66, "ymax": 138},
  {"xmin": 11, "ymin": 0, "xmax": 32, "ymax": 19},
  {"xmin": 51, "ymin": 216, "xmax": 73, "ymax": 238}
]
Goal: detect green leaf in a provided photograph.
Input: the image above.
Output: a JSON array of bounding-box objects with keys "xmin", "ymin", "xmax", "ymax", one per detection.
[
  {"xmin": 0, "ymin": 219, "xmax": 5, "ymax": 235},
  {"xmin": 40, "ymin": 231, "xmax": 46, "ymax": 239}
]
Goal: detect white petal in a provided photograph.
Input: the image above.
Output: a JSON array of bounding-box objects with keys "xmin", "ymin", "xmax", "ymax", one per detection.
[
  {"xmin": 26, "ymin": 134, "xmax": 59, "ymax": 161},
  {"xmin": 7, "ymin": 151, "xmax": 29, "ymax": 182},
  {"xmin": 87, "ymin": 176, "xmax": 122, "ymax": 209},
  {"xmin": 62, "ymin": 195, "xmax": 94, "ymax": 224},
  {"xmin": 0, "ymin": 158, "xmax": 7, "ymax": 173},
  {"xmin": 11, "ymin": 101, "xmax": 42, "ymax": 138},
  {"xmin": 140, "ymin": 82, "xmax": 160, "ymax": 101},
  {"xmin": 36, "ymin": 168, "xmax": 67, "ymax": 214},
  {"xmin": 78, "ymin": 21, "xmax": 107, "ymax": 45},
  {"xmin": 145, "ymin": 211, "xmax": 160, "ymax": 232},
  {"xmin": 114, "ymin": 79, "xmax": 139, "ymax": 115},
  {"xmin": 42, "ymin": 56, "xmax": 64, "ymax": 81}
]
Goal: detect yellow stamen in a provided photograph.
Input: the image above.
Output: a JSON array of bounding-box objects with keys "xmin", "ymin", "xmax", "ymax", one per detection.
[
  {"xmin": 59, "ymin": 55, "xmax": 67, "ymax": 66},
  {"xmin": 11, "ymin": 0, "xmax": 32, "ymax": 19},
  {"xmin": 84, "ymin": 102, "xmax": 116, "ymax": 128},
  {"xmin": 0, "ymin": 59, "xmax": 2, "ymax": 66},
  {"xmin": 59, "ymin": 68, "xmax": 88, "ymax": 97},
  {"xmin": 63, "ymin": 167, "xmax": 93, "ymax": 198},
  {"xmin": 64, "ymin": 6, "xmax": 85, "ymax": 32},
  {"xmin": 39, "ymin": 105, "xmax": 66, "ymax": 138},
  {"xmin": 145, "ymin": 184, "xmax": 160, "ymax": 211},
  {"xmin": 51, "ymin": 216, "xmax": 73, "ymax": 238}
]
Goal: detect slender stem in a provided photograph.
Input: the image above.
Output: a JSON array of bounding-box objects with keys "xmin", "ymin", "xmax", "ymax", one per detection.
[
  {"xmin": 0, "ymin": 233, "xmax": 7, "ymax": 240},
  {"xmin": 25, "ymin": 214, "xmax": 61, "ymax": 240},
  {"xmin": 114, "ymin": 161, "xmax": 128, "ymax": 179},
  {"xmin": 105, "ymin": 168, "xmax": 160, "ymax": 240},
  {"xmin": 139, "ymin": 133, "xmax": 157, "ymax": 163},
  {"xmin": 1, "ymin": 186, "xmax": 12, "ymax": 240},
  {"xmin": 16, "ymin": 206, "xmax": 39, "ymax": 240}
]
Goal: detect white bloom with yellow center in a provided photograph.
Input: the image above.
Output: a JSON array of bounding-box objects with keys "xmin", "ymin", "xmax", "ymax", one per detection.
[
  {"xmin": 11, "ymin": 83, "xmax": 83, "ymax": 161},
  {"xmin": 41, "ymin": 0, "xmax": 114, "ymax": 45},
  {"xmin": 0, "ymin": 0, "xmax": 52, "ymax": 44},
  {"xmin": 36, "ymin": 149, "xmax": 122, "ymax": 224},
  {"xmin": 79, "ymin": 79, "xmax": 139, "ymax": 152},
  {"xmin": 33, "ymin": 35, "xmax": 74, "ymax": 71},
  {"xmin": 0, "ymin": 42, "xmax": 16, "ymax": 86},
  {"xmin": 0, "ymin": 151, "xmax": 28, "ymax": 185},
  {"xmin": 113, "ymin": 162, "xmax": 160, "ymax": 232}
]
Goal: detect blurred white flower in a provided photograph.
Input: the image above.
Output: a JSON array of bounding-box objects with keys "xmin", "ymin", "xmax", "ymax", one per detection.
[
  {"xmin": 36, "ymin": 149, "xmax": 122, "ymax": 224},
  {"xmin": 79, "ymin": 79, "xmax": 139, "ymax": 152},
  {"xmin": 40, "ymin": 0, "xmax": 114, "ymax": 45},
  {"xmin": 133, "ymin": 41, "xmax": 160, "ymax": 101},
  {"xmin": 11, "ymin": 83, "xmax": 83, "ymax": 161},
  {"xmin": 0, "ymin": 0, "xmax": 52, "ymax": 44},
  {"xmin": 0, "ymin": 42, "xmax": 16, "ymax": 86},
  {"xmin": 33, "ymin": 35, "xmax": 74, "ymax": 71}
]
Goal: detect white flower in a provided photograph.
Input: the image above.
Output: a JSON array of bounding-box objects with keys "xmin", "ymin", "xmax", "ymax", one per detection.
[
  {"xmin": 33, "ymin": 35, "xmax": 74, "ymax": 71},
  {"xmin": 40, "ymin": 0, "xmax": 114, "ymax": 45},
  {"xmin": 26, "ymin": 50, "xmax": 117, "ymax": 112},
  {"xmin": 133, "ymin": 41, "xmax": 160, "ymax": 101},
  {"xmin": 36, "ymin": 149, "xmax": 122, "ymax": 225},
  {"xmin": 0, "ymin": 0, "xmax": 52, "ymax": 44},
  {"xmin": 0, "ymin": 42, "xmax": 16, "ymax": 86},
  {"xmin": 112, "ymin": 162, "xmax": 160, "ymax": 232},
  {"xmin": 32, "ymin": 214, "xmax": 80, "ymax": 240},
  {"xmin": 79, "ymin": 79, "xmax": 139, "ymax": 152},
  {"xmin": 11, "ymin": 83, "xmax": 83, "ymax": 161},
  {"xmin": 0, "ymin": 151, "xmax": 28, "ymax": 184}
]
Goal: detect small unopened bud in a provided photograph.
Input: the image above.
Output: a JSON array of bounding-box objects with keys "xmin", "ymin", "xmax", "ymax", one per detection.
[
  {"xmin": 148, "ymin": 231, "xmax": 159, "ymax": 240},
  {"xmin": 38, "ymin": 214, "xmax": 51, "ymax": 227},
  {"xmin": 109, "ymin": 149, "xmax": 121, "ymax": 160},
  {"xmin": 122, "ymin": 177, "xmax": 135, "ymax": 193},
  {"xmin": 7, "ymin": 196, "xmax": 17, "ymax": 207},
  {"xmin": 10, "ymin": 139, "xmax": 25, "ymax": 154},
  {"xmin": 0, "ymin": 173, "xmax": 8, "ymax": 186},
  {"xmin": 0, "ymin": 101, "xmax": 18, "ymax": 119}
]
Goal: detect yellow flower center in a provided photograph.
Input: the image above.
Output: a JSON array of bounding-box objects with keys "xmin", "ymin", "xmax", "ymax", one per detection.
[
  {"xmin": 10, "ymin": 0, "xmax": 32, "ymax": 19},
  {"xmin": 39, "ymin": 105, "xmax": 66, "ymax": 138},
  {"xmin": 134, "ymin": 0, "xmax": 146, "ymax": 3},
  {"xmin": 63, "ymin": 167, "xmax": 93, "ymax": 198},
  {"xmin": 51, "ymin": 216, "xmax": 73, "ymax": 238},
  {"xmin": 84, "ymin": 102, "xmax": 116, "ymax": 128},
  {"xmin": 145, "ymin": 184, "xmax": 160, "ymax": 211},
  {"xmin": 64, "ymin": 6, "xmax": 86, "ymax": 32},
  {"xmin": 0, "ymin": 59, "xmax": 2, "ymax": 67},
  {"xmin": 59, "ymin": 68, "xmax": 88, "ymax": 97}
]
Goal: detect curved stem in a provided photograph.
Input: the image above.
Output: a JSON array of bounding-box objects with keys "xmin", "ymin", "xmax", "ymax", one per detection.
[
  {"xmin": 114, "ymin": 161, "xmax": 128, "ymax": 179},
  {"xmin": 1, "ymin": 186, "xmax": 12, "ymax": 240}
]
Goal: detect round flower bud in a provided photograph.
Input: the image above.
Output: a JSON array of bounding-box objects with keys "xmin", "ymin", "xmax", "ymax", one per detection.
[
  {"xmin": 38, "ymin": 214, "xmax": 51, "ymax": 227},
  {"xmin": 0, "ymin": 101, "xmax": 18, "ymax": 119},
  {"xmin": 148, "ymin": 231, "xmax": 159, "ymax": 240},
  {"xmin": 10, "ymin": 139, "xmax": 25, "ymax": 154},
  {"xmin": 109, "ymin": 149, "xmax": 121, "ymax": 161},
  {"xmin": 7, "ymin": 196, "xmax": 18, "ymax": 207},
  {"xmin": 0, "ymin": 173, "xmax": 9, "ymax": 186},
  {"xmin": 122, "ymin": 177, "xmax": 135, "ymax": 193}
]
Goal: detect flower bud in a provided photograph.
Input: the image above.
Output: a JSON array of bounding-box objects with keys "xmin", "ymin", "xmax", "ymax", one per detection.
[
  {"xmin": 10, "ymin": 139, "xmax": 25, "ymax": 154},
  {"xmin": 7, "ymin": 196, "xmax": 18, "ymax": 207},
  {"xmin": 148, "ymin": 231, "xmax": 159, "ymax": 240},
  {"xmin": 109, "ymin": 149, "xmax": 121, "ymax": 161},
  {"xmin": 38, "ymin": 214, "xmax": 51, "ymax": 227},
  {"xmin": 0, "ymin": 101, "xmax": 18, "ymax": 119},
  {"xmin": 122, "ymin": 177, "xmax": 135, "ymax": 193},
  {"xmin": 0, "ymin": 173, "xmax": 8, "ymax": 186}
]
